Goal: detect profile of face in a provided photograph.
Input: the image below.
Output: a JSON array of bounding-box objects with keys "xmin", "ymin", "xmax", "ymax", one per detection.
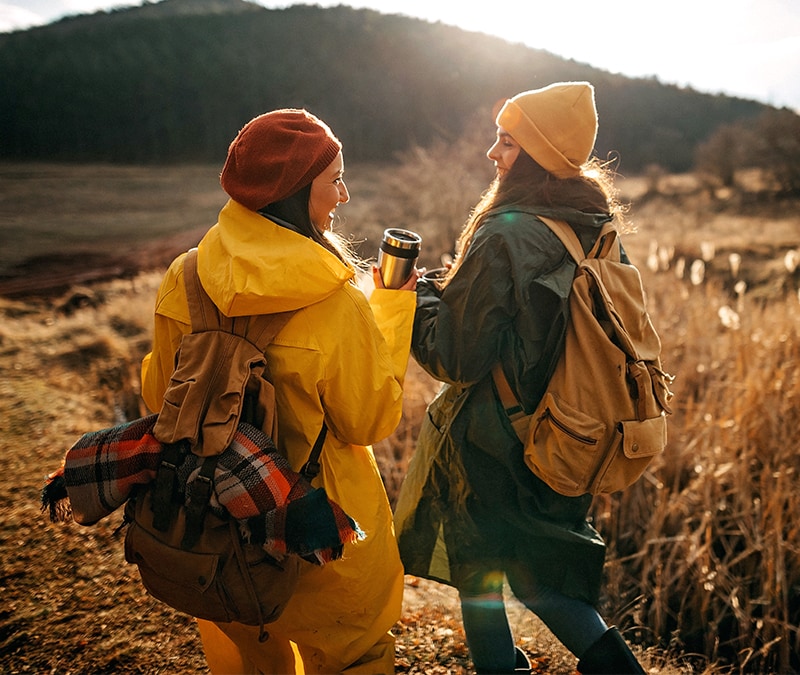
[
  {"xmin": 308, "ymin": 150, "xmax": 350, "ymax": 232},
  {"xmin": 486, "ymin": 126, "xmax": 521, "ymax": 177}
]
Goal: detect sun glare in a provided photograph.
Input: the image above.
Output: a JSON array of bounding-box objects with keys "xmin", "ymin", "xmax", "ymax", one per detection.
[{"xmin": 301, "ymin": 0, "xmax": 800, "ymax": 111}]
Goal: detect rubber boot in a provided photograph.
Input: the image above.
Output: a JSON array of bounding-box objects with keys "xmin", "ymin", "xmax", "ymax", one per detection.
[
  {"xmin": 475, "ymin": 647, "xmax": 532, "ymax": 675},
  {"xmin": 512, "ymin": 647, "xmax": 532, "ymax": 674},
  {"xmin": 576, "ymin": 627, "xmax": 646, "ymax": 674}
]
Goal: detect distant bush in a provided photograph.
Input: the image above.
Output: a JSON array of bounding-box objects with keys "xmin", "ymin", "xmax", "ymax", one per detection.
[
  {"xmin": 694, "ymin": 124, "xmax": 741, "ymax": 189},
  {"xmin": 746, "ymin": 109, "xmax": 800, "ymax": 194},
  {"xmin": 694, "ymin": 108, "xmax": 800, "ymax": 194}
]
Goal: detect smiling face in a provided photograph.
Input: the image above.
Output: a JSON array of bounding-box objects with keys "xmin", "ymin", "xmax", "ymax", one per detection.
[
  {"xmin": 486, "ymin": 126, "xmax": 521, "ymax": 177},
  {"xmin": 308, "ymin": 150, "xmax": 349, "ymax": 232}
]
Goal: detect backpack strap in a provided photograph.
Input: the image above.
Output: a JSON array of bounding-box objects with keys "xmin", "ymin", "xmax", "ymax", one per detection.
[
  {"xmin": 492, "ymin": 364, "xmax": 525, "ymax": 420},
  {"xmin": 182, "ymin": 248, "xmax": 296, "ymax": 350},
  {"xmin": 183, "ymin": 248, "xmax": 222, "ymax": 333},
  {"xmin": 150, "ymin": 440, "xmax": 186, "ymax": 532},
  {"xmin": 181, "ymin": 454, "xmax": 218, "ymax": 549},
  {"xmin": 300, "ymin": 424, "xmax": 328, "ymax": 481},
  {"xmin": 537, "ymin": 216, "xmax": 618, "ymax": 263},
  {"xmin": 537, "ymin": 216, "xmax": 586, "ymax": 263}
]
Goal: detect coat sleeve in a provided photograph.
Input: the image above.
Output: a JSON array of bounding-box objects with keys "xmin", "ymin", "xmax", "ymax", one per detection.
[
  {"xmin": 411, "ymin": 222, "xmax": 520, "ymax": 385},
  {"xmin": 369, "ymin": 288, "xmax": 417, "ymax": 381},
  {"xmin": 140, "ymin": 256, "xmax": 191, "ymax": 414},
  {"xmin": 411, "ymin": 214, "xmax": 570, "ymax": 398},
  {"xmin": 317, "ymin": 285, "xmax": 416, "ymax": 446}
]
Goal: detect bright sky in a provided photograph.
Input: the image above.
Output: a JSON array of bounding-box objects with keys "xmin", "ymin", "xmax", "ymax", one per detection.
[{"xmin": 3, "ymin": 0, "xmax": 799, "ymax": 111}]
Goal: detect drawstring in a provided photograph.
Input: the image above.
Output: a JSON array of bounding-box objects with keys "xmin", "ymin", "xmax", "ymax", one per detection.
[{"xmin": 230, "ymin": 519, "xmax": 270, "ymax": 643}]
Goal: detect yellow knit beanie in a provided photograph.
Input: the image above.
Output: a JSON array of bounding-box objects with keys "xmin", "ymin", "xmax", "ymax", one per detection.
[{"xmin": 496, "ymin": 81, "xmax": 598, "ymax": 178}]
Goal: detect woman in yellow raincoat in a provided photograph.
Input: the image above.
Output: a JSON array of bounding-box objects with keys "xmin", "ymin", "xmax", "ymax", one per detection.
[{"xmin": 141, "ymin": 109, "xmax": 418, "ymax": 674}]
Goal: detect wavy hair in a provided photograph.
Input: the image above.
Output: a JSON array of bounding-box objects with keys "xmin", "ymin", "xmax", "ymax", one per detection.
[{"xmin": 443, "ymin": 151, "xmax": 625, "ymax": 285}]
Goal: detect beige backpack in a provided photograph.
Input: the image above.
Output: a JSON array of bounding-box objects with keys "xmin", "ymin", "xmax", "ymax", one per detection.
[
  {"xmin": 493, "ymin": 215, "xmax": 674, "ymax": 496},
  {"xmin": 44, "ymin": 251, "xmax": 353, "ymax": 643},
  {"xmin": 125, "ymin": 249, "xmax": 325, "ymax": 639}
]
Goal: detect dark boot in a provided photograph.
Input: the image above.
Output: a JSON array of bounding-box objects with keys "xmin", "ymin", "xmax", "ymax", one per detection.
[
  {"xmin": 475, "ymin": 647, "xmax": 532, "ymax": 674},
  {"xmin": 576, "ymin": 627, "xmax": 646, "ymax": 674},
  {"xmin": 513, "ymin": 647, "xmax": 532, "ymax": 674}
]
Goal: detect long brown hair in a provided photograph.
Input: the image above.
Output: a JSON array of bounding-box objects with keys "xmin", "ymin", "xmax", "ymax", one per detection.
[{"xmin": 443, "ymin": 150, "xmax": 624, "ymax": 285}]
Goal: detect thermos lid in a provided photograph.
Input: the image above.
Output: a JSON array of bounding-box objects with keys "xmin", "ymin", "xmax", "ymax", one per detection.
[{"xmin": 382, "ymin": 228, "xmax": 421, "ymax": 250}]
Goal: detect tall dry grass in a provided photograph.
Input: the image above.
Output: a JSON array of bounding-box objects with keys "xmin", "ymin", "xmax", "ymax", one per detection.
[{"xmin": 594, "ymin": 272, "xmax": 800, "ymax": 673}]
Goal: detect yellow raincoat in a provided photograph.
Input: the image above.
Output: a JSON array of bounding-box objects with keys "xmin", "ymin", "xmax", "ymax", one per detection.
[{"xmin": 141, "ymin": 199, "xmax": 415, "ymax": 674}]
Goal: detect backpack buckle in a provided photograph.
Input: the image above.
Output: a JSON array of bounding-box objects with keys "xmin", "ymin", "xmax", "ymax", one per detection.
[{"xmin": 182, "ymin": 455, "xmax": 218, "ymax": 549}]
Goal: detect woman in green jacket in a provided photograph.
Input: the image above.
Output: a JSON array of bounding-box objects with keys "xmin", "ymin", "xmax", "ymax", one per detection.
[
  {"xmin": 142, "ymin": 109, "xmax": 418, "ymax": 674},
  {"xmin": 394, "ymin": 82, "xmax": 646, "ymax": 674}
]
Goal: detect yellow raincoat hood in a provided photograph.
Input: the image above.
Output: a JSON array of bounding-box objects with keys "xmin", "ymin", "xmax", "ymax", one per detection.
[{"xmin": 197, "ymin": 199, "xmax": 354, "ymax": 317}]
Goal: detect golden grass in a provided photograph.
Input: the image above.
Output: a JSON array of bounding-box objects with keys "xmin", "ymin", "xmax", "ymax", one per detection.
[{"xmin": 593, "ymin": 270, "xmax": 800, "ymax": 673}]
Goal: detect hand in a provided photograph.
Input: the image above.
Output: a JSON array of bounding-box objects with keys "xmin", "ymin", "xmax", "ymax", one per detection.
[{"xmin": 372, "ymin": 265, "xmax": 425, "ymax": 291}]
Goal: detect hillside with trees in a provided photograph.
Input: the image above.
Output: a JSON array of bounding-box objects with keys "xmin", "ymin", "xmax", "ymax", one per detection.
[{"xmin": 0, "ymin": 0, "xmax": 776, "ymax": 172}]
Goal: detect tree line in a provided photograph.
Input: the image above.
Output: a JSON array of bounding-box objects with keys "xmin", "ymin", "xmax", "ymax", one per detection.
[
  {"xmin": 0, "ymin": 0, "xmax": 779, "ymax": 173},
  {"xmin": 694, "ymin": 108, "xmax": 800, "ymax": 194}
]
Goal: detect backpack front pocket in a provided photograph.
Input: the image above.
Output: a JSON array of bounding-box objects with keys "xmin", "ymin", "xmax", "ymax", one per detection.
[{"xmin": 526, "ymin": 392, "xmax": 606, "ymax": 497}]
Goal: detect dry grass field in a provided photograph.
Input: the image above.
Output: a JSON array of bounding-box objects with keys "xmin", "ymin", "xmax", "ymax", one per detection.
[{"xmin": 1, "ymin": 155, "xmax": 799, "ymax": 674}]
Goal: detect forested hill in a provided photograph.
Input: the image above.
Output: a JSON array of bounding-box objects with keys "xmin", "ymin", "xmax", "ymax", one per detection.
[{"xmin": 1, "ymin": 0, "xmax": 773, "ymax": 172}]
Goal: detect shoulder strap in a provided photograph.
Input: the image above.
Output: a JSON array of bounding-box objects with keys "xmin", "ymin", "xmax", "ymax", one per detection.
[
  {"xmin": 300, "ymin": 424, "xmax": 328, "ymax": 481},
  {"xmin": 536, "ymin": 216, "xmax": 586, "ymax": 263},
  {"xmin": 182, "ymin": 248, "xmax": 296, "ymax": 350},
  {"xmin": 183, "ymin": 248, "xmax": 223, "ymax": 333},
  {"xmin": 537, "ymin": 216, "xmax": 618, "ymax": 264},
  {"xmin": 491, "ymin": 363, "xmax": 525, "ymax": 420}
]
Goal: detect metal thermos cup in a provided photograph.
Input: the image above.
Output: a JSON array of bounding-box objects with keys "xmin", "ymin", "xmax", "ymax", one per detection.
[{"xmin": 378, "ymin": 228, "xmax": 421, "ymax": 289}]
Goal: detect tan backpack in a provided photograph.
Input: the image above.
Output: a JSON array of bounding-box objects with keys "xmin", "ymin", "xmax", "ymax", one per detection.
[
  {"xmin": 153, "ymin": 248, "xmax": 296, "ymax": 458},
  {"xmin": 493, "ymin": 215, "xmax": 674, "ymax": 497},
  {"xmin": 42, "ymin": 250, "xmax": 359, "ymax": 642},
  {"xmin": 124, "ymin": 249, "xmax": 326, "ymax": 638}
]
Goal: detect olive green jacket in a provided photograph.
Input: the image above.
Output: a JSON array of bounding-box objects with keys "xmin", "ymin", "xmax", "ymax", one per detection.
[{"xmin": 394, "ymin": 206, "xmax": 612, "ymax": 605}]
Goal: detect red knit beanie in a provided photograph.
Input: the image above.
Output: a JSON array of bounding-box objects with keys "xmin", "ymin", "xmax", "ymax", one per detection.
[{"xmin": 220, "ymin": 109, "xmax": 342, "ymax": 211}]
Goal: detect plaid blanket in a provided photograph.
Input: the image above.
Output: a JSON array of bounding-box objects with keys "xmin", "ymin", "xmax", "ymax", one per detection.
[{"xmin": 42, "ymin": 414, "xmax": 363, "ymax": 563}]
